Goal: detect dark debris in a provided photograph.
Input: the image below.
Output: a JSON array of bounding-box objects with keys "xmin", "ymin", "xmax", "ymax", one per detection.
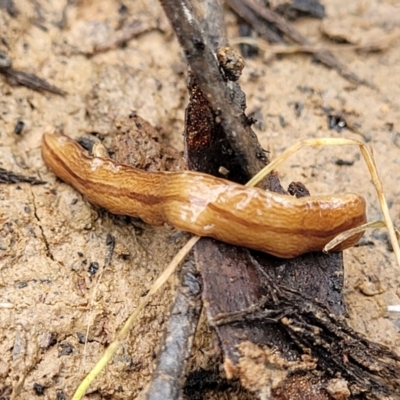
[
  {"xmin": 0, "ymin": 167, "xmax": 46, "ymax": 185},
  {"xmin": 0, "ymin": 50, "xmax": 66, "ymax": 96}
]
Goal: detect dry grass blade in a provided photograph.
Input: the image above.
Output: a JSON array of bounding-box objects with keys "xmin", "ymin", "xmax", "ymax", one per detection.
[
  {"xmin": 72, "ymin": 236, "xmax": 200, "ymax": 400},
  {"xmin": 324, "ymin": 221, "xmax": 386, "ymax": 252}
]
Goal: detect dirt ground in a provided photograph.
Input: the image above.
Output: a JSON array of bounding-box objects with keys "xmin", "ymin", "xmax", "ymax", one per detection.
[{"xmin": 1, "ymin": 0, "xmax": 400, "ymax": 399}]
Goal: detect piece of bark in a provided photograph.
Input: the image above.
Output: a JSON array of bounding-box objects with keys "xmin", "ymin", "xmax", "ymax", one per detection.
[{"xmin": 196, "ymin": 241, "xmax": 347, "ymax": 360}]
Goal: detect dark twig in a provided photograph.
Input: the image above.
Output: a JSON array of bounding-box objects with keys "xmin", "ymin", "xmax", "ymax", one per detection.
[
  {"xmin": 240, "ymin": 0, "xmax": 306, "ymax": 44},
  {"xmin": 227, "ymin": 0, "xmax": 283, "ymax": 44},
  {"xmin": 0, "ymin": 50, "xmax": 66, "ymax": 96},
  {"xmin": 1, "ymin": 68, "xmax": 67, "ymax": 95},
  {"xmin": 0, "ymin": 167, "xmax": 46, "ymax": 185},
  {"xmin": 160, "ymin": 0, "xmax": 268, "ymax": 182},
  {"xmin": 145, "ymin": 258, "xmax": 202, "ymax": 400},
  {"xmin": 272, "ymin": 0, "xmax": 326, "ymax": 20}
]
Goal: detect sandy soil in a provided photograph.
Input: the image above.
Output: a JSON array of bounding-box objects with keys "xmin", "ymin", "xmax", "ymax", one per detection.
[{"xmin": 0, "ymin": 0, "xmax": 400, "ymax": 399}]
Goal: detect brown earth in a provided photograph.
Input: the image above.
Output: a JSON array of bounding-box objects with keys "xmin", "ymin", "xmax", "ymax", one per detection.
[{"xmin": 0, "ymin": 0, "xmax": 400, "ymax": 399}]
